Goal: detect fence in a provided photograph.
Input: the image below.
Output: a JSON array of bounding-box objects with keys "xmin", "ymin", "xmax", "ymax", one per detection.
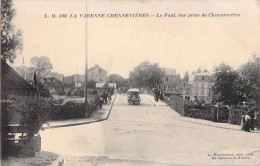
[
  {"xmin": 158, "ymin": 94, "xmax": 259, "ymax": 128},
  {"xmin": 228, "ymin": 107, "xmax": 260, "ymax": 129},
  {"xmin": 228, "ymin": 107, "xmax": 248, "ymax": 125},
  {"xmin": 163, "ymin": 94, "xmax": 231, "ymax": 123}
]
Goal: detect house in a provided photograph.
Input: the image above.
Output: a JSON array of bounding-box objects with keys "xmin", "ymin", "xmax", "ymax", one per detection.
[
  {"xmin": 176, "ymin": 81, "xmax": 192, "ymax": 101},
  {"xmin": 160, "ymin": 68, "xmax": 180, "ymax": 92},
  {"xmin": 190, "ymin": 71, "xmax": 211, "ymax": 103},
  {"xmin": 13, "ymin": 66, "xmax": 38, "ymax": 88},
  {"xmin": 39, "ymin": 72, "xmax": 65, "ymax": 95},
  {"xmin": 1, "ymin": 59, "xmax": 38, "ymax": 99},
  {"xmin": 64, "ymin": 65, "xmax": 107, "ymax": 88},
  {"xmin": 88, "ymin": 65, "xmax": 107, "ymax": 83}
]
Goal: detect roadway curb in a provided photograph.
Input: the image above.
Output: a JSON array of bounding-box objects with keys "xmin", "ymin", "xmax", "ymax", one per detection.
[
  {"xmin": 42, "ymin": 94, "xmax": 118, "ymax": 130},
  {"xmin": 143, "ymin": 94, "xmax": 260, "ymax": 133}
]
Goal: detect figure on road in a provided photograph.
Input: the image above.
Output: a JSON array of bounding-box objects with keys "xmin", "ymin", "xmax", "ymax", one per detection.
[
  {"xmin": 241, "ymin": 112, "xmax": 251, "ymax": 132},
  {"xmin": 103, "ymin": 91, "xmax": 108, "ymax": 103},
  {"xmin": 159, "ymin": 91, "xmax": 164, "ymax": 101},
  {"xmin": 108, "ymin": 91, "xmax": 112, "ymax": 103},
  {"xmin": 154, "ymin": 90, "xmax": 160, "ymax": 102}
]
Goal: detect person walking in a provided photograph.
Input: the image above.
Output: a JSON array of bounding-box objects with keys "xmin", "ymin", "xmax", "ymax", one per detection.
[
  {"xmin": 159, "ymin": 91, "xmax": 164, "ymax": 101},
  {"xmin": 103, "ymin": 91, "xmax": 108, "ymax": 104},
  {"xmin": 108, "ymin": 91, "xmax": 112, "ymax": 103},
  {"xmin": 154, "ymin": 90, "xmax": 159, "ymax": 102},
  {"xmin": 241, "ymin": 112, "xmax": 251, "ymax": 132},
  {"xmin": 99, "ymin": 94, "xmax": 104, "ymax": 109}
]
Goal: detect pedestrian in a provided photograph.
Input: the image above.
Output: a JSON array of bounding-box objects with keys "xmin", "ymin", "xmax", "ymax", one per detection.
[
  {"xmin": 103, "ymin": 91, "xmax": 108, "ymax": 103},
  {"xmin": 159, "ymin": 91, "xmax": 164, "ymax": 101},
  {"xmin": 99, "ymin": 94, "xmax": 104, "ymax": 109},
  {"xmin": 154, "ymin": 90, "xmax": 159, "ymax": 102},
  {"xmin": 241, "ymin": 112, "xmax": 251, "ymax": 132},
  {"xmin": 108, "ymin": 91, "xmax": 112, "ymax": 103},
  {"xmin": 248, "ymin": 107, "xmax": 258, "ymax": 131}
]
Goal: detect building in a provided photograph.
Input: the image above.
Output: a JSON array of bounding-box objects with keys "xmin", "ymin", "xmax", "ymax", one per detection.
[
  {"xmin": 39, "ymin": 72, "xmax": 65, "ymax": 95},
  {"xmin": 1, "ymin": 59, "xmax": 38, "ymax": 99},
  {"xmin": 88, "ymin": 65, "xmax": 107, "ymax": 83},
  {"xmin": 64, "ymin": 65, "xmax": 107, "ymax": 88},
  {"xmin": 13, "ymin": 66, "xmax": 38, "ymax": 88},
  {"xmin": 160, "ymin": 68, "xmax": 180, "ymax": 91},
  {"xmin": 190, "ymin": 71, "xmax": 211, "ymax": 103},
  {"xmin": 176, "ymin": 81, "xmax": 192, "ymax": 101}
]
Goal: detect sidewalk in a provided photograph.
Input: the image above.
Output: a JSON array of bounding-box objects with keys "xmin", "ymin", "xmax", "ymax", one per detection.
[
  {"xmin": 42, "ymin": 94, "xmax": 118, "ymax": 130},
  {"xmin": 142, "ymin": 94, "xmax": 260, "ymax": 133}
]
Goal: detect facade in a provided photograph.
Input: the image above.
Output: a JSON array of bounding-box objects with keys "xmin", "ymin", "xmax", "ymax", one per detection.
[
  {"xmin": 88, "ymin": 65, "xmax": 107, "ymax": 83},
  {"xmin": 64, "ymin": 65, "xmax": 107, "ymax": 88},
  {"xmin": 40, "ymin": 72, "xmax": 65, "ymax": 95},
  {"xmin": 190, "ymin": 71, "xmax": 211, "ymax": 103},
  {"xmin": 1, "ymin": 59, "xmax": 38, "ymax": 99},
  {"xmin": 160, "ymin": 68, "xmax": 180, "ymax": 91},
  {"xmin": 176, "ymin": 81, "xmax": 192, "ymax": 101},
  {"xmin": 13, "ymin": 66, "xmax": 38, "ymax": 88}
]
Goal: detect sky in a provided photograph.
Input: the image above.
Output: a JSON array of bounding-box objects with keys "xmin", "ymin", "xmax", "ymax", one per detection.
[{"xmin": 11, "ymin": 0, "xmax": 260, "ymax": 78}]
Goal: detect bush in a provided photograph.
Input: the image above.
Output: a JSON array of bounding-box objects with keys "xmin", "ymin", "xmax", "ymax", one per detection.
[
  {"xmin": 53, "ymin": 103, "xmax": 86, "ymax": 120},
  {"xmin": 5, "ymin": 95, "xmax": 54, "ymax": 139},
  {"xmin": 52, "ymin": 96, "xmax": 99, "ymax": 120}
]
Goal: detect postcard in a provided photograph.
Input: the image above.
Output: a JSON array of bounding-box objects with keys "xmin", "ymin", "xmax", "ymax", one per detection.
[{"xmin": 1, "ymin": 0, "xmax": 260, "ymax": 165}]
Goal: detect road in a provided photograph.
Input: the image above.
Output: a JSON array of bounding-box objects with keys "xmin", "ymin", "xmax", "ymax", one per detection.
[{"xmin": 40, "ymin": 94, "xmax": 260, "ymax": 166}]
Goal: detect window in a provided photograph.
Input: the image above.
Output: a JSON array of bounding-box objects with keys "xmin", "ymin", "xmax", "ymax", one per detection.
[
  {"xmin": 165, "ymin": 77, "xmax": 169, "ymax": 82},
  {"xmin": 202, "ymin": 76, "xmax": 204, "ymax": 80},
  {"xmin": 201, "ymin": 82, "xmax": 204, "ymax": 88},
  {"xmin": 195, "ymin": 90, "xmax": 198, "ymax": 95},
  {"xmin": 99, "ymin": 69, "xmax": 102, "ymax": 73}
]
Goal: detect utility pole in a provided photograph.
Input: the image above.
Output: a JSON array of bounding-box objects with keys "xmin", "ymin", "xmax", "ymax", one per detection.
[
  {"xmin": 77, "ymin": 65, "xmax": 78, "ymax": 89},
  {"xmin": 84, "ymin": 1, "xmax": 90, "ymax": 117}
]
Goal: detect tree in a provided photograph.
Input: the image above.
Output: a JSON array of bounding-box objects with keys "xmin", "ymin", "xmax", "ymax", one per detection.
[
  {"xmin": 109, "ymin": 74, "xmax": 126, "ymax": 87},
  {"xmin": 1, "ymin": 0, "xmax": 23, "ymax": 63},
  {"xmin": 196, "ymin": 67, "xmax": 202, "ymax": 73},
  {"xmin": 30, "ymin": 56, "xmax": 53, "ymax": 75},
  {"xmin": 203, "ymin": 69, "xmax": 208, "ymax": 72},
  {"xmin": 182, "ymin": 71, "xmax": 189, "ymax": 82},
  {"xmin": 129, "ymin": 61, "xmax": 164, "ymax": 89},
  {"xmin": 87, "ymin": 80, "xmax": 97, "ymax": 89},
  {"xmin": 211, "ymin": 63, "xmax": 243, "ymax": 106},
  {"xmin": 239, "ymin": 54, "xmax": 260, "ymax": 106}
]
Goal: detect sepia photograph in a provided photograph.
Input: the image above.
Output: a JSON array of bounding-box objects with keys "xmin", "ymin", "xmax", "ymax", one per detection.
[{"xmin": 1, "ymin": 0, "xmax": 260, "ymax": 165}]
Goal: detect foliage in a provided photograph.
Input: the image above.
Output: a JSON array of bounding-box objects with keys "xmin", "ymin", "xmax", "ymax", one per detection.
[
  {"xmin": 211, "ymin": 63, "xmax": 243, "ymax": 106},
  {"xmin": 109, "ymin": 74, "xmax": 126, "ymax": 87},
  {"xmin": 239, "ymin": 54, "xmax": 260, "ymax": 88},
  {"xmin": 182, "ymin": 71, "xmax": 189, "ymax": 82},
  {"xmin": 71, "ymin": 88, "xmax": 84, "ymax": 97},
  {"xmin": 38, "ymin": 81, "xmax": 51, "ymax": 97},
  {"xmin": 129, "ymin": 61, "xmax": 164, "ymax": 88},
  {"xmin": 1, "ymin": 0, "xmax": 23, "ymax": 63},
  {"xmin": 239, "ymin": 54, "xmax": 260, "ymax": 106},
  {"xmin": 6, "ymin": 95, "xmax": 54, "ymax": 139},
  {"xmin": 30, "ymin": 56, "xmax": 53, "ymax": 75},
  {"xmin": 87, "ymin": 80, "xmax": 97, "ymax": 89},
  {"xmin": 52, "ymin": 96, "xmax": 99, "ymax": 120},
  {"xmin": 196, "ymin": 67, "xmax": 202, "ymax": 73}
]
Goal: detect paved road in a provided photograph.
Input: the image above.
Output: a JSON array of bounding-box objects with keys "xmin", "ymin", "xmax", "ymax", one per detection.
[{"xmin": 41, "ymin": 94, "xmax": 260, "ymax": 166}]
